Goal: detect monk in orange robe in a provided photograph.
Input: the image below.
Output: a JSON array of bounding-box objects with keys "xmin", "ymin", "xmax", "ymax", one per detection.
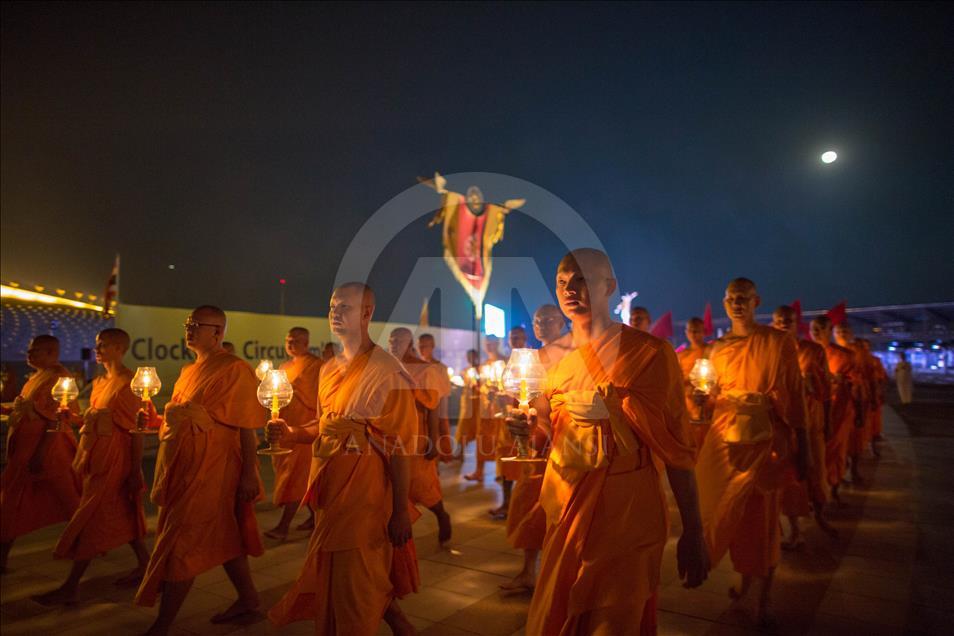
[
  {"xmin": 31, "ymin": 329, "xmax": 149, "ymax": 604},
  {"xmin": 268, "ymin": 283, "xmax": 418, "ymax": 636},
  {"xmin": 500, "ymin": 304, "xmax": 569, "ymax": 595},
  {"xmin": 677, "ymin": 317, "xmax": 711, "ymax": 448},
  {"xmin": 810, "ymin": 316, "xmax": 858, "ymax": 505},
  {"xmin": 135, "ymin": 306, "xmax": 264, "ymax": 635},
  {"xmin": 488, "ymin": 326, "xmax": 530, "ymax": 520},
  {"xmin": 510, "ymin": 249, "xmax": 709, "ymax": 635},
  {"xmin": 389, "ymin": 327, "xmax": 452, "ymax": 545},
  {"xmin": 695, "ymin": 279, "xmax": 807, "ymax": 627},
  {"xmin": 458, "ymin": 347, "xmax": 496, "ymax": 481},
  {"xmin": 0, "ymin": 335, "xmax": 81, "ymax": 573},
  {"xmin": 629, "ymin": 305, "xmax": 652, "ymax": 332},
  {"xmin": 418, "ymin": 333, "xmax": 455, "ymax": 461},
  {"xmin": 772, "ymin": 307, "xmax": 838, "ymax": 547},
  {"xmin": 861, "ymin": 338, "xmax": 887, "ymax": 452},
  {"xmin": 265, "ymin": 327, "xmax": 322, "ymax": 541},
  {"xmin": 835, "ymin": 323, "xmax": 871, "ymax": 485}
]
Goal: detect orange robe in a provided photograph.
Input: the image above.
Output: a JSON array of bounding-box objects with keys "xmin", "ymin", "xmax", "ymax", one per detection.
[
  {"xmin": 781, "ymin": 339, "xmax": 831, "ymax": 517},
  {"xmin": 454, "ymin": 367, "xmax": 495, "ymax": 462},
  {"xmin": 822, "ymin": 342, "xmax": 857, "ymax": 487},
  {"xmin": 269, "ymin": 345, "xmax": 418, "ymax": 635},
  {"xmin": 425, "ymin": 358, "xmax": 455, "ymax": 461},
  {"xmin": 847, "ymin": 342, "xmax": 874, "ymax": 456},
  {"xmin": 528, "ymin": 325, "xmax": 696, "ymax": 635},
  {"xmin": 273, "ymin": 354, "xmax": 322, "ymax": 506},
  {"xmin": 869, "ymin": 354, "xmax": 887, "ymax": 439},
  {"xmin": 54, "ymin": 370, "xmax": 147, "ymax": 560},
  {"xmin": 403, "ymin": 353, "xmax": 451, "ymax": 508},
  {"xmin": 677, "ymin": 346, "xmax": 708, "ymax": 448},
  {"xmin": 696, "ymin": 325, "xmax": 805, "ymax": 578},
  {"xmin": 1, "ymin": 365, "xmax": 81, "ymax": 542},
  {"xmin": 136, "ymin": 350, "xmax": 265, "ymax": 606}
]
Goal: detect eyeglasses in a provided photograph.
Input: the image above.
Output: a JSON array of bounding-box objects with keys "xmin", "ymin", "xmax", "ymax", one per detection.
[{"xmin": 184, "ymin": 320, "xmax": 221, "ymax": 331}]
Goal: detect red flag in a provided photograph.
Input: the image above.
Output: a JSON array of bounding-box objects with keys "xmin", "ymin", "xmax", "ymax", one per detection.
[
  {"xmin": 650, "ymin": 311, "xmax": 673, "ymax": 340},
  {"xmin": 826, "ymin": 301, "xmax": 847, "ymax": 326},
  {"xmin": 702, "ymin": 302, "xmax": 713, "ymax": 337},
  {"xmin": 102, "ymin": 254, "xmax": 119, "ymax": 318}
]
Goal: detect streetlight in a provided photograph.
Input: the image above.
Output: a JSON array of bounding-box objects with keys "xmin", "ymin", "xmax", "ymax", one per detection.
[{"xmin": 821, "ymin": 150, "xmax": 838, "ymax": 164}]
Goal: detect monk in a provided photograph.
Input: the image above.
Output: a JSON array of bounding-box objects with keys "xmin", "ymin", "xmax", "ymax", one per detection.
[
  {"xmin": 389, "ymin": 327, "xmax": 452, "ymax": 545},
  {"xmin": 500, "ymin": 305, "xmax": 569, "ymax": 594},
  {"xmin": 834, "ymin": 322, "xmax": 871, "ymax": 485},
  {"xmin": 322, "ymin": 342, "xmax": 340, "ymax": 361},
  {"xmin": 510, "ymin": 249, "xmax": 709, "ymax": 634},
  {"xmin": 459, "ymin": 348, "xmax": 495, "ymax": 482},
  {"xmin": 222, "ymin": 341, "xmax": 237, "ymax": 355},
  {"xmin": 860, "ymin": 338, "xmax": 887, "ymax": 454},
  {"xmin": 629, "ymin": 305, "xmax": 652, "ymax": 332},
  {"xmin": 678, "ymin": 317, "xmax": 710, "ymax": 448},
  {"xmin": 772, "ymin": 306, "xmax": 838, "ymax": 547},
  {"xmin": 489, "ymin": 326, "xmax": 530, "ymax": 520},
  {"xmin": 265, "ymin": 327, "xmax": 322, "ymax": 541},
  {"xmin": 810, "ymin": 316, "xmax": 858, "ymax": 505},
  {"xmin": 135, "ymin": 306, "xmax": 264, "ymax": 635},
  {"xmin": 0, "ymin": 335, "xmax": 81, "ymax": 573},
  {"xmin": 31, "ymin": 329, "xmax": 150, "ymax": 604},
  {"xmin": 695, "ymin": 279, "xmax": 807, "ymax": 627},
  {"xmin": 418, "ymin": 333, "xmax": 454, "ymax": 461},
  {"xmin": 268, "ymin": 283, "xmax": 417, "ymax": 636}
]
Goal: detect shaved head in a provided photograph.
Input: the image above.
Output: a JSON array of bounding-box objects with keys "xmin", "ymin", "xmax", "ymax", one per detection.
[
  {"xmin": 557, "ymin": 248, "xmax": 615, "ymax": 279},
  {"xmin": 98, "ymin": 328, "xmax": 131, "ymax": 352},
  {"xmin": 31, "ymin": 334, "xmax": 59, "ymax": 350},
  {"xmin": 686, "ymin": 317, "xmax": 704, "ymax": 328},
  {"xmin": 629, "ymin": 306, "xmax": 651, "ymax": 331},
  {"xmin": 289, "ymin": 326, "xmax": 309, "ymax": 338},
  {"xmin": 533, "ymin": 304, "xmax": 566, "ymax": 344},
  {"xmin": 685, "ymin": 316, "xmax": 706, "ymax": 347},
  {"xmin": 773, "ymin": 305, "xmax": 796, "ymax": 321},
  {"xmin": 334, "ymin": 282, "xmax": 375, "ymax": 310},
  {"xmin": 772, "ymin": 305, "xmax": 797, "ymax": 336},
  {"xmin": 388, "ymin": 327, "xmax": 414, "ymax": 359},
  {"xmin": 812, "ymin": 315, "xmax": 832, "ymax": 330},
  {"xmin": 193, "ymin": 305, "xmax": 227, "ymax": 328},
  {"xmin": 726, "ymin": 277, "xmax": 757, "ymax": 295},
  {"xmin": 27, "ymin": 335, "xmax": 60, "ymax": 369}
]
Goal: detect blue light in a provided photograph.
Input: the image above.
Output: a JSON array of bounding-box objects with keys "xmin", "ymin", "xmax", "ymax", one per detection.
[{"xmin": 484, "ymin": 304, "xmax": 506, "ymax": 338}]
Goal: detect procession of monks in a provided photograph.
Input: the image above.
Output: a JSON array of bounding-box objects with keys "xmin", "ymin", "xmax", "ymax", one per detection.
[{"xmin": 0, "ymin": 248, "xmax": 891, "ymax": 635}]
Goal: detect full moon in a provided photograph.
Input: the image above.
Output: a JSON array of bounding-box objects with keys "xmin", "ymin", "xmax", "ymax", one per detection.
[{"xmin": 821, "ymin": 150, "xmax": 838, "ymax": 164}]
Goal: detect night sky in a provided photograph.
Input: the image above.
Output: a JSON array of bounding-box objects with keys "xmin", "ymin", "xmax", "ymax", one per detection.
[{"xmin": 2, "ymin": 2, "xmax": 952, "ymax": 330}]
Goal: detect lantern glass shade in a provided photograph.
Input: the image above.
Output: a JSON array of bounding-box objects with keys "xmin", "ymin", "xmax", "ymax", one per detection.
[
  {"xmin": 51, "ymin": 376, "xmax": 79, "ymax": 405},
  {"xmin": 130, "ymin": 367, "xmax": 162, "ymax": 400},
  {"xmin": 257, "ymin": 369, "xmax": 294, "ymax": 410},
  {"xmin": 689, "ymin": 359, "xmax": 718, "ymax": 394},
  {"xmin": 502, "ymin": 348, "xmax": 547, "ymax": 402},
  {"xmin": 255, "ymin": 359, "xmax": 274, "ymax": 381}
]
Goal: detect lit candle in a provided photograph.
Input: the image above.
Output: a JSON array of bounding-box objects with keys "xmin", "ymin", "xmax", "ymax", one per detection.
[
  {"xmin": 688, "ymin": 358, "xmax": 718, "ymax": 426},
  {"xmin": 257, "ymin": 369, "xmax": 294, "ymax": 456},
  {"xmin": 501, "ymin": 348, "xmax": 548, "ymax": 463},
  {"xmin": 49, "ymin": 376, "xmax": 79, "ymax": 432},
  {"xmin": 130, "ymin": 367, "xmax": 162, "ymax": 435}
]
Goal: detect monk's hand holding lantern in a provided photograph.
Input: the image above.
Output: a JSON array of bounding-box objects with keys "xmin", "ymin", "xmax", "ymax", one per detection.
[
  {"xmin": 688, "ymin": 359, "xmax": 718, "ymax": 425},
  {"xmin": 130, "ymin": 366, "xmax": 161, "ymax": 435},
  {"xmin": 501, "ymin": 348, "xmax": 548, "ymax": 464},
  {"xmin": 49, "ymin": 376, "xmax": 79, "ymax": 433},
  {"xmin": 258, "ymin": 369, "xmax": 293, "ymax": 456}
]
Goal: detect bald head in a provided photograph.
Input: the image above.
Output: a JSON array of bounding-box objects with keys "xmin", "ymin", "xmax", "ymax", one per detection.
[
  {"xmin": 330, "ymin": 282, "xmax": 375, "ymax": 339},
  {"xmin": 27, "ymin": 335, "xmax": 60, "ymax": 370},
  {"xmin": 810, "ymin": 315, "xmax": 832, "ymax": 345},
  {"xmin": 685, "ymin": 317, "xmax": 706, "ymax": 347},
  {"xmin": 285, "ymin": 326, "xmax": 311, "ymax": 357},
  {"xmin": 418, "ymin": 333, "xmax": 437, "ymax": 361},
  {"xmin": 834, "ymin": 322, "xmax": 854, "ymax": 346},
  {"xmin": 772, "ymin": 305, "xmax": 797, "ymax": 336},
  {"xmin": 185, "ymin": 305, "xmax": 227, "ymax": 354},
  {"xmin": 509, "ymin": 326, "xmax": 528, "ymax": 349},
  {"xmin": 723, "ymin": 277, "xmax": 760, "ymax": 326},
  {"xmin": 533, "ymin": 304, "xmax": 565, "ymax": 344},
  {"xmin": 95, "ymin": 328, "xmax": 130, "ymax": 364},
  {"xmin": 388, "ymin": 327, "xmax": 414, "ymax": 359},
  {"xmin": 98, "ymin": 328, "xmax": 131, "ymax": 351},
  {"xmin": 555, "ymin": 248, "xmax": 617, "ymax": 322},
  {"xmin": 629, "ymin": 306, "xmax": 651, "ymax": 332}
]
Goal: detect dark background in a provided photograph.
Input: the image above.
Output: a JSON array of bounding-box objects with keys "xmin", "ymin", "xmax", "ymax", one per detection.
[{"xmin": 3, "ymin": 2, "xmax": 952, "ymax": 330}]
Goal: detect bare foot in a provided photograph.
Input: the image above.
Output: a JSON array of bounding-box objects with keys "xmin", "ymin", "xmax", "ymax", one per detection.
[
  {"xmin": 32, "ymin": 586, "xmax": 79, "ymax": 606},
  {"xmin": 463, "ymin": 472, "xmax": 483, "ymax": 482},
  {"xmin": 264, "ymin": 525, "xmax": 289, "ymax": 541},
  {"xmin": 295, "ymin": 518, "xmax": 314, "ymax": 531},
  {"xmin": 499, "ymin": 572, "xmax": 535, "ymax": 591},
  {"xmin": 437, "ymin": 511, "xmax": 452, "ymax": 546},
  {"xmin": 210, "ymin": 598, "xmax": 261, "ymax": 624},
  {"xmin": 383, "ymin": 600, "xmax": 415, "ymax": 636},
  {"xmin": 114, "ymin": 566, "xmax": 146, "ymax": 587}
]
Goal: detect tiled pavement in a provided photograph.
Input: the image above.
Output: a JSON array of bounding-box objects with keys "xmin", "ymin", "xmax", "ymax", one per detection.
[{"xmin": 2, "ymin": 404, "xmax": 952, "ymax": 635}]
